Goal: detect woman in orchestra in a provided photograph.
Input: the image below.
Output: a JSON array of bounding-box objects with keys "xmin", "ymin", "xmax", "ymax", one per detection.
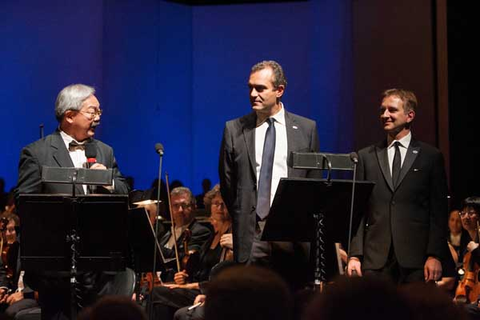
[{"xmin": 148, "ymin": 184, "xmax": 233, "ymax": 320}]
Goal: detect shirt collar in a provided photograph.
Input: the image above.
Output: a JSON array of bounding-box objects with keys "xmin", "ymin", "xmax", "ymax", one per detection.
[
  {"xmin": 256, "ymin": 103, "xmax": 286, "ymax": 127},
  {"xmin": 388, "ymin": 131, "xmax": 412, "ymax": 149},
  {"xmin": 59, "ymin": 130, "xmax": 88, "ymax": 150}
]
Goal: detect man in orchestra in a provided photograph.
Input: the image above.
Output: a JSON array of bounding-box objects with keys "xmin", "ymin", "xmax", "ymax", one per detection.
[
  {"xmin": 348, "ymin": 89, "xmax": 449, "ymax": 284},
  {"xmin": 15, "ymin": 83, "xmax": 130, "ymax": 319},
  {"xmin": 159, "ymin": 187, "xmax": 211, "ymax": 281},
  {"xmin": 218, "ymin": 60, "xmax": 320, "ymax": 289}
]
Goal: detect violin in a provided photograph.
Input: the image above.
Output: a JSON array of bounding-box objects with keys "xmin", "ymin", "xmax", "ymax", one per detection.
[
  {"xmin": 454, "ymin": 221, "xmax": 480, "ymax": 304},
  {"xmin": 180, "ymin": 228, "xmax": 200, "ymax": 278}
]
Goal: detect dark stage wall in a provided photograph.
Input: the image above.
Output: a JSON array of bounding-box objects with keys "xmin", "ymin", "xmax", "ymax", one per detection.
[{"xmin": 1, "ymin": 0, "xmax": 455, "ymax": 198}]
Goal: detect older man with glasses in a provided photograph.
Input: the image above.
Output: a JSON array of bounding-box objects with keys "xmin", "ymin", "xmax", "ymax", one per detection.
[{"xmin": 15, "ymin": 83, "xmax": 130, "ymax": 319}]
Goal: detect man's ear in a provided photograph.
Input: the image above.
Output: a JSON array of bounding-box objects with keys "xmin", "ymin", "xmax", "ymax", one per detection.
[
  {"xmin": 276, "ymin": 85, "xmax": 285, "ymax": 99},
  {"xmin": 64, "ymin": 110, "xmax": 76, "ymax": 124}
]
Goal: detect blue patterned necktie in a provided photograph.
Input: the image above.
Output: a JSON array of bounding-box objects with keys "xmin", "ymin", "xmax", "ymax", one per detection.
[{"xmin": 257, "ymin": 118, "xmax": 276, "ymax": 220}]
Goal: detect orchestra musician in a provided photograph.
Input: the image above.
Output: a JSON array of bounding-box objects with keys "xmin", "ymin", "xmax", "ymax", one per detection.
[
  {"xmin": 148, "ymin": 185, "xmax": 232, "ymax": 320},
  {"xmin": 0, "ymin": 213, "xmax": 39, "ymax": 317}
]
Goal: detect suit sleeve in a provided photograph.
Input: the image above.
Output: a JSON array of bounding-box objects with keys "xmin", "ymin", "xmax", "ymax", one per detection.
[
  {"xmin": 219, "ymin": 124, "xmax": 236, "ymax": 212},
  {"xmin": 306, "ymin": 121, "xmax": 321, "ymax": 179},
  {"xmin": 426, "ymin": 151, "xmax": 448, "ymax": 259},
  {"xmin": 111, "ymin": 155, "xmax": 129, "ymax": 195},
  {"xmin": 15, "ymin": 146, "xmax": 43, "ymax": 199}
]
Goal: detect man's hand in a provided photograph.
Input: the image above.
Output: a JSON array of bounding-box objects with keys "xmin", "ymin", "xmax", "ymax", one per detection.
[
  {"xmin": 90, "ymin": 163, "xmax": 107, "ymax": 170},
  {"xmin": 467, "ymin": 241, "xmax": 479, "ymax": 253},
  {"xmin": 424, "ymin": 256, "xmax": 442, "ymax": 282},
  {"xmin": 347, "ymin": 257, "xmax": 362, "ymax": 277},
  {"xmin": 6, "ymin": 291, "xmax": 23, "ymax": 305},
  {"xmin": 194, "ymin": 294, "xmax": 206, "ymax": 305},
  {"xmin": 220, "ymin": 233, "xmax": 233, "ymax": 250},
  {"xmin": 174, "ymin": 270, "xmax": 189, "ymax": 285}
]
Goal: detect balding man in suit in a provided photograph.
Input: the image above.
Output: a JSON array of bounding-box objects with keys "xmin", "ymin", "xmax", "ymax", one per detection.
[{"xmin": 219, "ymin": 60, "xmax": 320, "ymax": 288}]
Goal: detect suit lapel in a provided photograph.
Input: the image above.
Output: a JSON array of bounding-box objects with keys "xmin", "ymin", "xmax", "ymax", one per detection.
[
  {"xmin": 50, "ymin": 131, "xmax": 85, "ymax": 195},
  {"xmin": 375, "ymin": 141, "xmax": 395, "ymax": 192},
  {"xmin": 396, "ymin": 139, "xmax": 420, "ymax": 188},
  {"xmin": 242, "ymin": 113, "xmax": 258, "ymax": 180}
]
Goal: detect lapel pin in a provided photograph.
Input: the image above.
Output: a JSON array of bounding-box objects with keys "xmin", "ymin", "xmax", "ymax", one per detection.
[
  {"xmin": 413, "ymin": 168, "xmax": 419, "ymax": 172},
  {"xmin": 412, "ymin": 150, "xmax": 419, "ymax": 154},
  {"xmin": 292, "ymin": 125, "xmax": 298, "ymax": 129}
]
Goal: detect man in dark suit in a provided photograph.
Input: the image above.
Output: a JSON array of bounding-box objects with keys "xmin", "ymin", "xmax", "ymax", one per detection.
[
  {"xmin": 15, "ymin": 83, "xmax": 130, "ymax": 319},
  {"xmin": 219, "ymin": 60, "xmax": 319, "ymax": 287},
  {"xmin": 158, "ymin": 186, "xmax": 211, "ymax": 280},
  {"xmin": 348, "ymin": 89, "xmax": 448, "ymax": 284}
]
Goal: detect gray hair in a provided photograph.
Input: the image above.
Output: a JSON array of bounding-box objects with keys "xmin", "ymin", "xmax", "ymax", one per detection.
[
  {"xmin": 55, "ymin": 84, "xmax": 95, "ymax": 121},
  {"xmin": 171, "ymin": 187, "xmax": 196, "ymax": 206},
  {"xmin": 251, "ymin": 60, "xmax": 287, "ymax": 89}
]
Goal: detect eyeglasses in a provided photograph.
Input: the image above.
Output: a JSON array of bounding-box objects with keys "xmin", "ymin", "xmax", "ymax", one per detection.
[
  {"xmin": 211, "ymin": 201, "xmax": 225, "ymax": 208},
  {"xmin": 459, "ymin": 210, "xmax": 477, "ymax": 217},
  {"xmin": 80, "ymin": 109, "xmax": 103, "ymax": 120},
  {"xmin": 172, "ymin": 203, "xmax": 192, "ymax": 210}
]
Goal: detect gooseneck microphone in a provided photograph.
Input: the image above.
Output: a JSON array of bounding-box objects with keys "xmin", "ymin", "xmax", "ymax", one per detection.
[{"xmin": 85, "ymin": 143, "xmax": 97, "ymax": 168}]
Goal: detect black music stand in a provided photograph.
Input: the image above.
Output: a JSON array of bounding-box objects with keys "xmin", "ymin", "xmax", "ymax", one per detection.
[
  {"xmin": 128, "ymin": 207, "xmax": 174, "ymax": 273},
  {"xmin": 17, "ymin": 166, "xmax": 127, "ymax": 319},
  {"xmin": 262, "ymin": 152, "xmax": 374, "ymax": 290}
]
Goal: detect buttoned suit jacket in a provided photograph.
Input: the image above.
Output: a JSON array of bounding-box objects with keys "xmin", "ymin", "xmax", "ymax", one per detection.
[
  {"xmin": 350, "ymin": 138, "xmax": 448, "ymax": 270},
  {"xmin": 219, "ymin": 111, "xmax": 320, "ymax": 263},
  {"xmin": 15, "ymin": 130, "xmax": 129, "ymax": 197}
]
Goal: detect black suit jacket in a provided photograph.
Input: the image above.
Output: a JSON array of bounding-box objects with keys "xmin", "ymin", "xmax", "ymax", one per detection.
[
  {"xmin": 350, "ymin": 138, "xmax": 448, "ymax": 270},
  {"xmin": 219, "ymin": 111, "xmax": 320, "ymax": 263},
  {"xmin": 15, "ymin": 130, "xmax": 129, "ymax": 197},
  {"xmin": 159, "ymin": 219, "xmax": 212, "ymax": 260}
]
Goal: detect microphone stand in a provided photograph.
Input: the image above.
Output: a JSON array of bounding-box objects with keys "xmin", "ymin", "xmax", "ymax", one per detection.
[
  {"xmin": 147, "ymin": 145, "xmax": 166, "ymax": 316},
  {"xmin": 346, "ymin": 154, "xmax": 358, "ymax": 271}
]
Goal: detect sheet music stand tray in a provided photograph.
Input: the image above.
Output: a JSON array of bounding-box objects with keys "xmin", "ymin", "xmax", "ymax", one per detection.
[
  {"xmin": 17, "ymin": 166, "xmax": 127, "ymax": 318},
  {"xmin": 263, "ymin": 152, "xmax": 374, "ymax": 290}
]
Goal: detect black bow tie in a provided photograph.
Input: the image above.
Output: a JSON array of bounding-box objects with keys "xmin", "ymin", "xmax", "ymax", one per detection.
[{"xmin": 69, "ymin": 141, "xmax": 86, "ymax": 151}]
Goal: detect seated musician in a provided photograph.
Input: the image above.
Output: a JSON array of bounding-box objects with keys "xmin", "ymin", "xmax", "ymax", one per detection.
[
  {"xmin": 0, "ymin": 213, "xmax": 39, "ymax": 317},
  {"xmin": 158, "ymin": 186, "xmax": 212, "ymax": 282},
  {"xmin": 148, "ymin": 185, "xmax": 233, "ymax": 320},
  {"xmin": 454, "ymin": 196, "xmax": 480, "ymax": 305}
]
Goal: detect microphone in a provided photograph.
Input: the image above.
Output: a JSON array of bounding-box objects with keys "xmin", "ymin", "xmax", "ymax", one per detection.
[
  {"xmin": 155, "ymin": 143, "xmax": 164, "ymax": 156},
  {"xmin": 85, "ymin": 143, "xmax": 97, "ymax": 168},
  {"xmin": 350, "ymin": 152, "xmax": 359, "ymax": 164}
]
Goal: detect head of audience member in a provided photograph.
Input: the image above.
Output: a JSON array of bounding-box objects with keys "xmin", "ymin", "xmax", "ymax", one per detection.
[
  {"xmin": 1, "ymin": 213, "xmax": 19, "ymax": 244},
  {"xmin": 380, "ymin": 88, "xmax": 417, "ymax": 139},
  {"xmin": 55, "ymin": 84, "xmax": 102, "ymax": 142},
  {"xmin": 78, "ymin": 296, "xmax": 147, "ymax": 320},
  {"xmin": 448, "ymin": 209, "xmax": 463, "ymax": 236},
  {"xmin": 399, "ymin": 283, "xmax": 468, "ymax": 320},
  {"xmin": 249, "ymin": 60, "xmax": 286, "ymax": 119},
  {"xmin": 170, "ymin": 187, "xmax": 196, "ymax": 228},
  {"xmin": 459, "ymin": 196, "xmax": 480, "ymax": 232},
  {"xmin": 205, "ymin": 265, "xmax": 293, "ymax": 320},
  {"xmin": 204, "ymin": 184, "xmax": 231, "ymax": 235},
  {"xmin": 305, "ymin": 276, "xmax": 412, "ymax": 320}
]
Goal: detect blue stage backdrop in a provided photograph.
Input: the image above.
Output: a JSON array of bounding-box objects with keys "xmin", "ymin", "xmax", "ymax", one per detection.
[{"xmin": 0, "ymin": 0, "xmax": 353, "ymax": 195}]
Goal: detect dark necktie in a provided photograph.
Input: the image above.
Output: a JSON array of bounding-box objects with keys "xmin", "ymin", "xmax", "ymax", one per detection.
[
  {"xmin": 256, "ymin": 118, "xmax": 276, "ymax": 220},
  {"xmin": 69, "ymin": 141, "xmax": 85, "ymax": 151},
  {"xmin": 392, "ymin": 141, "xmax": 401, "ymax": 188}
]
